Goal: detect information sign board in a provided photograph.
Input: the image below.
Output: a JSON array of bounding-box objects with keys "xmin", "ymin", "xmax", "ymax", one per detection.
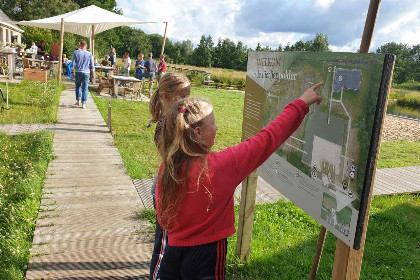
[{"xmin": 243, "ymin": 51, "xmax": 394, "ymax": 249}]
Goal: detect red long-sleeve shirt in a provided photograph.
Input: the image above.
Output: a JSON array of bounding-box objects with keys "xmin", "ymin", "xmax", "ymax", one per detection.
[{"xmin": 156, "ymin": 98, "xmax": 309, "ymax": 247}]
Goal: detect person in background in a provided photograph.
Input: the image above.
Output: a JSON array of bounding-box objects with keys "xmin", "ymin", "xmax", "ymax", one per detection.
[
  {"xmin": 108, "ymin": 47, "xmax": 116, "ymax": 66},
  {"xmin": 62, "ymin": 54, "xmax": 70, "ymax": 67},
  {"xmin": 135, "ymin": 53, "xmax": 146, "ymax": 79},
  {"xmin": 101, "ymin": 55, "xmax": 110, "ymax": 75},
  {"xmin": 157, "ymin": 54, "xmax": 167, "ymax": 82},
  {"xmin": 50, "ymin": 40, "xmax": 60, "ymax": 61},
  {"xmin": 16, "ymin": 46, "xmax": 24, "ymax": 57},
  {"xmin": 119, "ymin": 52, "xmax": 131, "ymax": 76},
  {"xmin": 30, "ymin": 42, "xmax": 38, "ymax": 55},
  {"xmin": 138, "ymin": 53, "xmax": 157, "ymax": 94},
  {"xmin": 37, "ymin": 40, "xmax": 48, "ymax": 59},
  {"xmin": 101, "ymin": 55, "xmax": 110, "ymax": 66},
  {"xmin": 71, "ymin": 41, "xmax": 94, "ymax": 109}
]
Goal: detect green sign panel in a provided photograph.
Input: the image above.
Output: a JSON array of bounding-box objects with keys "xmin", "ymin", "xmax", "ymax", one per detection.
[{"xmin": 243, "ymin": 51, "xmax": 394, "ymax": 249}]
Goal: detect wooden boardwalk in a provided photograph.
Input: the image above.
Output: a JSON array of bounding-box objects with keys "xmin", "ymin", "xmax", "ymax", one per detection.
[
  {"xmin": 134, "ymin": 166, "xmax": 420, "ymax": 210},
  {"xmin": 26, "ymin": 84, "xmax": 153, "ymax": 279},
  {"xmin": 133, "ymin": 176, "xmax": 286, "ymax": 209},
  {"xmin": 373, "ymin": 166, "xmax": 420, "ymax": 196}
]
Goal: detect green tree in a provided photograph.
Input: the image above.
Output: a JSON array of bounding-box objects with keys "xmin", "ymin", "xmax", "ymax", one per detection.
[
  {"xmin": 234, "ymin": 41, "xmax": 249, "ymax": 71},
  {"xmin": 213, "ymin": 38, "xmax": 224, "ymax": 68},
  {"xmin": 376, "ymin": 42, "xmax": 417, "ymax": 83},
  {"xmin": 192, "ymin": 35, "xmax": 214, "ymax": 67},
  {"xmin": 309, "ymin": 33, "xmax": 331, "ymax": 52},
  {"xmin": 1, "ymin": 0, "xmax": 78, "ymax": 21},
  {"xmin": 72, "ymin": 0, "xmax": 120, "ymax": 12}
]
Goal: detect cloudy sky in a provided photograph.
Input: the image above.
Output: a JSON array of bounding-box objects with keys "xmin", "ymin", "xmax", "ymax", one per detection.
[{"xmin": 117, "ymin": 0, "xmax": 420, "ymax": 52}]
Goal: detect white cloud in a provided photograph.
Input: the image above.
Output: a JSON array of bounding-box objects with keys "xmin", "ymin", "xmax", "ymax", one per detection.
[
  {"xmin": 378, "ymin": 9, "xmax": 419, "ymax": 35},
  {"xmin": 116, "ymin": 0, "xmax": 420, "ymax": 52},
  {"xmin": 313, "ymin": 0, "xmax": 335, "ymax": 9},
  {"xmin": 118, "ymin": 0, "xmax": 243, "ymax": 44}
]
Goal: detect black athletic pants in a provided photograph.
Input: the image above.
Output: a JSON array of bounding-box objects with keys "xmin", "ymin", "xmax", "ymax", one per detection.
[{"xmin": 150, "ymin": 236, "xmax": 227, "ymax": 280}]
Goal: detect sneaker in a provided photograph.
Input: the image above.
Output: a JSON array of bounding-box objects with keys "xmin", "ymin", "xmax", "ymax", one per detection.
[
  {"xmin": 73, "ymin": 100, "xmax": 80, "ymax": 106},
  {"xmin": 82, "ymin": 103, "xmax": 86, "ymax": 109}
]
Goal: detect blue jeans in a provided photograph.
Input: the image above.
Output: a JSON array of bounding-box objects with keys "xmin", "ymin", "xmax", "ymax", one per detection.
[{"xmin": 75, "ymin": 72, "xmax": 90, "ymax": 103}]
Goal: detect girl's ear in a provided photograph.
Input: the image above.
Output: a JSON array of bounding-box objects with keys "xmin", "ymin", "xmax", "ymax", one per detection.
[{"xmin": 193, "ymin": 126, "xmax": 202, "ymax": 137}]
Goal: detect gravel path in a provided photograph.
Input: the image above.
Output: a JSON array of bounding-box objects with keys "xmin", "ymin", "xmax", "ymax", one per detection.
[{"xmin": 381, "ymin": 115, "xmax": 420, "ymax": 142}]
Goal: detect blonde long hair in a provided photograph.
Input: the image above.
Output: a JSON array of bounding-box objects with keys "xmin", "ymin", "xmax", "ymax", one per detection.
[
  {"xmin": 158, "ymin": 98, "xmax": 213, "ymax": 230},
  {"xmin": 149, "ymin": 72, "xmax": 191, "ymax": 123}
]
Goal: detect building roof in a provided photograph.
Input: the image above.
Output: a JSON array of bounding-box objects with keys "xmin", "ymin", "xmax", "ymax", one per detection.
[{"xmin": 0, "ymin": 10, "xmax": 24, "ymax": 33}]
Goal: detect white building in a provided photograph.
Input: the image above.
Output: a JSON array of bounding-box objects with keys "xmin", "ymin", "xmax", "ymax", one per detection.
[{"xmin": 0, "ymin": 10, "xmax": 24, "ymax": 46}]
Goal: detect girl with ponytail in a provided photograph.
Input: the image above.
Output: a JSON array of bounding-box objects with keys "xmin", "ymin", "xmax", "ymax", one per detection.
[
  {"xmin": 152, "ymin": 82, "xmax": 324, "ymax": 279},
  {"xmin": 148, "ymin": 72, "xmax": 191, "ymax": 279},
  {"xmin": 149, "ymin": 72, "xmax": 191, "ymax": 148}
]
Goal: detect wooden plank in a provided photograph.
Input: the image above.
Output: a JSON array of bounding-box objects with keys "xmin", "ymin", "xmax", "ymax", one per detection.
[
  {"xmin": 376, "ymin": 171, "xmax": 418, "ymax": 189},
  {"xmin": 373, "ymin": 186, "xmax": 393, "ymax": 196},
  {"xmin": 375, "ymin": 176, "xmax": 415, "ymax": 192},
  {"xmin": 379, "ymin": 169, "xmax": 420, "ymax": 187},
  {"xmin": 374, "ymin": 178, "xmax": 410, "ymax": 194}
]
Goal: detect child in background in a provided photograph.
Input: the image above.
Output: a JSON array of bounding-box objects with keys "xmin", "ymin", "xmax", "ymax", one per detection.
[
  {"xmin": 108, "ymin": 47, "xmax": 116, "ymax": 66},
  {"xmin": 30, "ymin": 42, "xmax": 38, "ymax": 56},
  {"xmin": 152, "ymin": 82, "xmax": 323, "ymax": 279},
  {"xmin": 148, "ymin": 72, "xmax": 191, "ymax": 279}
]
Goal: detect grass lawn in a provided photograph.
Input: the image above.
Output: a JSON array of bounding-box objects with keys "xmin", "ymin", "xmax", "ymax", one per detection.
[
  {"xmin": 0, "ymin": 80, "xmax": 64, "ymax": 124},
  {"xmin": 94, "ymin": 86, "xmax": 418, "ymax": 179},
  {"xmin": 0, "ymin": 131, "xmax": 54, "ymax": 279},
  {"xmin": 140, "ymin": 195, "xmax": 419, "ymax": 279},
  {"xmin": 378, "ymin": 140, "xmax": 420, "ymax": 168},
  {"xmin": 225, "ymin": 194, "xmax": 419, "ymax": 279},
  {"xmin": 92, "ymin": 86, "xmax": 244, "ymax": 178}
]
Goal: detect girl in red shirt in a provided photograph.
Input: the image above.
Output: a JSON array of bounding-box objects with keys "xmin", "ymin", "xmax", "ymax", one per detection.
[
  {"xmin": 154, "ymin": 82, "xmax": 323, "ymax": 279},
  {"xmin": 149, "ymin": 72, "xmax": 191, "ymax": 279}
]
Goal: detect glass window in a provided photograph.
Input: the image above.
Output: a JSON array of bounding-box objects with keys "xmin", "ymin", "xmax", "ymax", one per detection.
[{"xmin": 6, "ymin": 29, "xmax": 9, "ymax": 43}]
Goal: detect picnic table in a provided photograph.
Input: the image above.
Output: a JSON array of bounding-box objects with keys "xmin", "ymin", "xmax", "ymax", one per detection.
[
  {"xmin": 110, "ymin": 75, "xmax": 143, "ymax": 98},
  {"xmin": 95, "ymin": 65, "xmax": 114, "ymax": 71}
]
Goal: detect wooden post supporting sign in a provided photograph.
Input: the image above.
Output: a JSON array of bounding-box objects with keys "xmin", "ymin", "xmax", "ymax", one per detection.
[
  {"xmin": 91, "ymin": 24, "xmax": 95, "ymax": 61},
  {"xmin": 57, "ymin": 18, "xmax": 65, "ymax": 84},
  {"xmin": 331, "ymin": 1, "xmax": 383, "ymax": 279},
  {"xmin": 161, "ymin": 22, "xmax": 168, "ymax": 56},
  {"xmin": 236, "ymin": 171, "xmax": 258, "ymax": 261}
]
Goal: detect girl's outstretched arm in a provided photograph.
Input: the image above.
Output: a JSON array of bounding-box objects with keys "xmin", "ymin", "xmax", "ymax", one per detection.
[{"xmin": 213, "ymin": 82, "xmax": 323, "ymax": 188}]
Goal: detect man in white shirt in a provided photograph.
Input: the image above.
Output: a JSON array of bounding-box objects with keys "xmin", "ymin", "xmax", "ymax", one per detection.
[{"xmin": 119, "ymin": 52, "xmax": 131, "ymax": 76}]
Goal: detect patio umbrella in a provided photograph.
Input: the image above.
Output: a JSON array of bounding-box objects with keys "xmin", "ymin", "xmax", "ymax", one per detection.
[{"xmin": 19, "ymin": 5, "xmax": 160, "ymax": 83}]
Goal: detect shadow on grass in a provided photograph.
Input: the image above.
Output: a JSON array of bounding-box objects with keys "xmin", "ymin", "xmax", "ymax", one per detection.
[{"xmin": 227, "ymin": 195, "xmax": 419, "ymax": 280}]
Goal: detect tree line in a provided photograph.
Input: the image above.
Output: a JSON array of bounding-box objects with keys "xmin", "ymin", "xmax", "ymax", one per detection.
[{"xmin": 2, "ymin": 0, "xmax": 418, "ymax": 83}]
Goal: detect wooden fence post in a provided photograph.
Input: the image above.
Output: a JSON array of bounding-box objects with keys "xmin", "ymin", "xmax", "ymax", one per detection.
[
  {"xmin": 108, "ymin": 101, "xmax": 112, "ymax": 132},
  {"xmin": 6, "ymin": 82, "xmax": 9, "ymax": 109}
]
